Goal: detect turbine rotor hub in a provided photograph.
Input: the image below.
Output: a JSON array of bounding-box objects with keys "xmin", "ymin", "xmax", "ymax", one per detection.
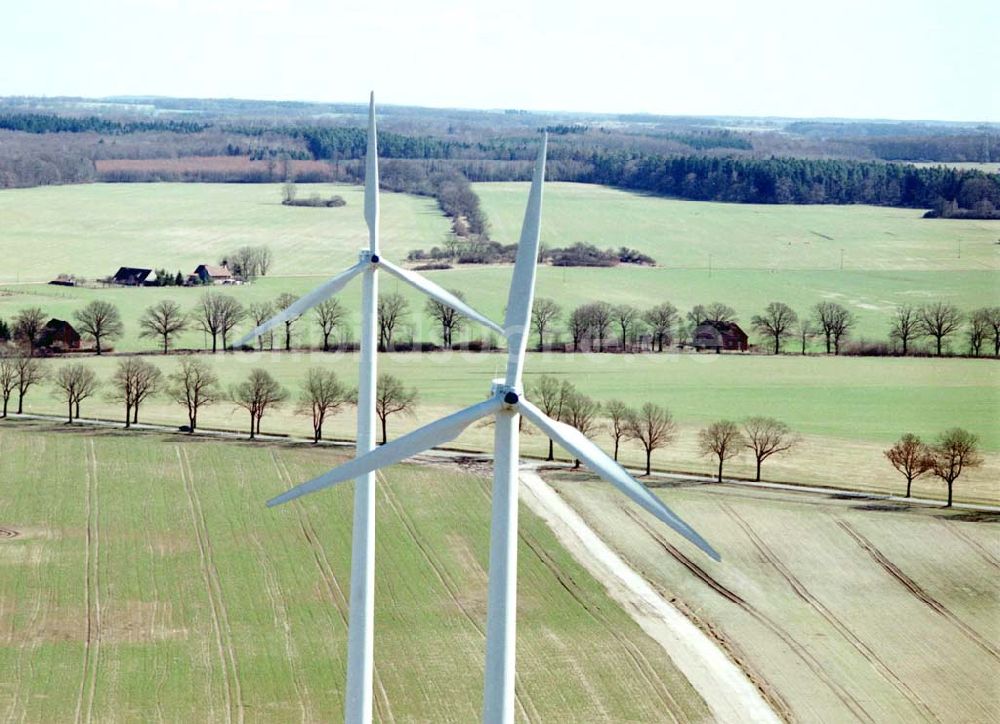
[{"xmin": 491, "ymin": 379, "xmax": 521, "ymax": 408}]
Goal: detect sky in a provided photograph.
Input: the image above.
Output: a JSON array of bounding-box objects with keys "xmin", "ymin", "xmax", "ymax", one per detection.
[{"xmin": 2, "ymin": 0, "xmax": 997, "ymax": 122}]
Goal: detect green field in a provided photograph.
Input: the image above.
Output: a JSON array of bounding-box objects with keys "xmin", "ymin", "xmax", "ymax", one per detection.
[
  {"xmin": 552, "ymin": 469, "xmax": 1000, "ymax": 723},
  {"xmin": 0, "ymin": 423, "xmax": 710, "ymax": 721},
  {"xmin": 10, "ymin": 351, "xmax": 1000, "ymax": 504},
  {"xmin": 1, "ymin": 182, "xmax": 998, "ymax": 348}
]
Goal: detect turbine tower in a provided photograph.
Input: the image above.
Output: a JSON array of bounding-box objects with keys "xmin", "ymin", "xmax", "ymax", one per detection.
[
  {"xmin": 235, "ymin": 93, "xmax": 503, "ymax": 724},
  {"xmin": 264, "ymin": 135, "xmax": 720, "ymax": 723}
]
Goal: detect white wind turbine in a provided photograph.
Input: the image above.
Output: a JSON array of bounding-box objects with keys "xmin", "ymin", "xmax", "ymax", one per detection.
[
  {"xmin": 235, "ymin": 93, "xmax": 503, "ymax": 724},
  {"xmin": 264, "ymin": 134, "xmax": 720, "ymax": 723}
]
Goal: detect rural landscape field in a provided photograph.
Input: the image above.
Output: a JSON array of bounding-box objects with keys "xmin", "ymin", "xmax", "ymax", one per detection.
[{"xmin": 1, "ymin": 22, "xmax": 999, "ymax": 718}]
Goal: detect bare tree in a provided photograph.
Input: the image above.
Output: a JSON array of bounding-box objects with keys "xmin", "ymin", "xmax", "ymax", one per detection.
[
  {"xmin": 567, "ymin": 305, "xmax": 593, "ymax": 351},
  {"xmin": 425, "ymin": 290, "xmax": 467, "ymax": 348},
  {"xmin": 743, "ymin": 417, "xmax": 797, "ymax": 481},
  {"xmin": 813, "ymin": 301, "xmax": 855, "ymax": 354},
  {"xmin": 984, "ymin": 306, "xmax": 1000, "ymax": 357},
  {"xmin": 13, "ymin": 355, "xmax": 45, "ymax": 414},
  {"xmin": 796, "ymin": 317, "xmax": 816, "ymax": 355},
  {"xmin": 12, "ymin": 307, "xmax": 46, "ymax": 354},
  {"xmin": 531, "ymin": 298, "xmax": 562, "ymax": 350},
  {"xmin": 315, "ymin": 299, "xmax": 347, "ymax": 351},
  {"xmin": 53, "ymin": 363, "xmax": 99, "ymax": 423},
  {"xmin": 378, "ymin": 293, "xmax": 410, "ymax": 351},
  {"xmin": 587, "ymin": 302, "xmax": 613, "ymax": 351},
  {"xmin": 688, "ymin": 302, "xmax": 737, "ymax": 327},
  {"xmin": 644, "ymin": 302, "xmax": 678, "ymax": 352},
  {"xmin": 967, "ymin": 308, "xmax": 990, "ymax": 356},
  {"xmin": 139, "ymin": 300, "xmax": 187, "ymax": 354},
  {"xmin": 625, "ymin": 402, "xmax": 676, "ymax": 475},
  {"xmin": 273, "ymin": 293, "xmax": 300, "ymax": 351},
  {"xmin": 74, "ymin": 300, "xmax": 124, "ymax": 355},
  {"xmin": 605, "ymin": 399, "xmax": 630, "ymax": 461},
  {"xmin": 168, "ymin": 358, "xmax": 220, "ymax": 433},
  {"xmin": 698, "ymin": 420, "xmax": 745, "ymax": 483},
  {"xmin": 231, "ymin": 368, "xmax": 288, "ymax": 439},
  {"xmin": 0, "ymin": 353, "xmax": 17, "ymax": 417},
  {"xmin": 216, "ymin": 296, "xmax": 245, "ymax": 351},
  {"xmin": 614, "ymin": 305, "xmax": 640, "ymax": 351},
  {"xmin": 529, "ymin": 375, "xmax": 571, "ymax": 460},
  {"xmin": 751, "ymin": 302, "xmax": 798, "ymax": 354},
  {"xmin": 375, "ymin": 373, "xmax": 418, "ymax": 444},
  {"xmin": 195, "ymin": 293, "xmax": 223, "ymax": 353},
  {"xmin": 248, "ymin": 301, "xmax": 275, "ymax": 351},
  {"xmin": 918, "ymin": 302, "xmax": 963, "ymax": 356},
  {"xmin": 929, "ymin": 428, "xmax": 983, "ymax": 507},
  {"xmin": 561, "ymin": 389, "xmax": 601, "ymax": 468},
  {"xmin": 298, "ymin": 368, "xmax": 354, "ymax": 442},
  {"xmin": 889, "ymin": 305, "xmax": 919, "ymax": 356},
  {"xmin": 884, "ymin": 433, "xmax": 934, "ymax": 498},
  {"xmin": 110, "ymin": 358, "xmax": 161, "ymax": 428}
]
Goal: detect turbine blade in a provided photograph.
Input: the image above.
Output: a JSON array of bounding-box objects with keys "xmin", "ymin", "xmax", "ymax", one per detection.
[
  {"xmin": 518, "ymin": 398, "xmax": 720, "ymax": 561},
  {"xmin": 234, "ymin": 261, "xmax": 366, "ymax": 348},
  {"xmin": 267, "ymin": 396, "xmax": 503, "ymax": 507},
  {"xmin": 365, "ymin": 91, "xmax": 379, "ymax": 253},
  {"xmin": 503, "ymin": 135, "xmax": 547, "ymax": 388},
  {"xmin": 379, "ymin": 258, "xmax": 504, "ymax": 336}
]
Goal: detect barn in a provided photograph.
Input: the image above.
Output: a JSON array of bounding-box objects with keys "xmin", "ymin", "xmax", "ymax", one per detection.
[
  {"xmin": 692, "ymin": 321, "xmax": 749, "ymax": 352},
  {"xmin": 37, "ymin": 319, "xmax": 81, "ymax": 351},
  {"xmin": 193, "ymin": 263, "xmax": 234, "ymax": 284},
  {"xmin": 111, "ymin": 267, "xmax": 153, "ymax": 286}
]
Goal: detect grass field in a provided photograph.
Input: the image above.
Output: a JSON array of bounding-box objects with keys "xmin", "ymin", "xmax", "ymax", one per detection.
[
  {"xmin": 9, "ymin": 351, "xmax": 1000, "ymax": 505},
  {"xmin": 1, "ymin": 182, "xmax": 997, "ymax": 346},
  {"xmin": 551, "ymin": 469, "xmax": 1000, "ymax": 723},
  {"xmin": 0, "ymin": 423, "xmax": 710, "ymax": 722}
]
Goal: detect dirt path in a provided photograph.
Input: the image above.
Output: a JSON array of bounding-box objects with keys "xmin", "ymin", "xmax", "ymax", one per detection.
[
  {"xmin": 178, "ymin": 447, "xmax": 244, "ymax": 724},
  {"xmin": 723, "ymin": 505, "xmax": 939, "ymax": 722},
  {"xmin": 518, "ymin": 468, "xmax": 780, "ymax": 724}
]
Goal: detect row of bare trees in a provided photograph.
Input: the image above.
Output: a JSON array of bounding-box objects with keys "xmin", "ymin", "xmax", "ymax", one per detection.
[
  {"xmin": 884, "ymin": 430, "xmax": 983, "ymax": 506},
  {"xmin": 1, "ymin": 352, "xmax": 421, "ymax": 444},
  {"xmin": 528, "ymin": 374, "xmax": 798, "ymax": 479},
  {"xmin": 4, "ymin": 293, "xmax": 996, "ymax": 358}
]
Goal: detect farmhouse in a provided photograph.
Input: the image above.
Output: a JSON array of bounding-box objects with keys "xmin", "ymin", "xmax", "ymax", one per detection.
[
  {"xmin": 111, "ymin": 267, "xmax": 153, "ymax": 286},
  {"xmin": 37, "ymin": 319, "xmax": 81, "ymax": 351},
  {"xmin": 692, "ymin": 321, "xmax": 749, "ymax": 352},
  {"xmin": 193, "ymin": 263, "xmax": 234, "ymax": 284}
]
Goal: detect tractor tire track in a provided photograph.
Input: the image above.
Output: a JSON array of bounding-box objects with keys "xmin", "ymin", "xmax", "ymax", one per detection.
[
  {"xmin": 6, "ymin": 567, "xmax": 44, "ymax": 724},
  {"xmin": 622, "ymin": 506, "xmax": 874, "ymax": 723},
  {"xmin": 248, "ymin": 532, "xmax": 310, "ymax": 722},
  {"xmin": 141, "ymin": 492, "xmax": 167, "ymax": 724},
  {"xmin": 517, "ymin": 526, "xmax": 686, "ymax": 724},
  {"xmin": 838, "ymin": 520, "xmax": 1000, "ymax": 663},
  {"xmin": 271, "ymin": 453, "xmax": 394, "ymax": 724},
  {"xmin": 178, "ymin": 447, "xmax": 244, "ymax": 724},
  {"xmin": 74, "ymin": 440, "xmax": 103, "ymax": 724},
  {"xmin": 380, "ymin": 473, "xmax": 537, "ymax": 723},
  {"xmin": 936, "ymin": 519, "xmax": 1000, "ymax": 572},
  {"xmin": 723, "ymin": 505, "xmax": 939, "ymax": 723}
]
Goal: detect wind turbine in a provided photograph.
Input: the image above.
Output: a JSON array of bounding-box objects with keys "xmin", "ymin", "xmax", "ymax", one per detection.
[
  {"xmin": 235, "ymin": 93, "xmax": 503, "ymax": 724},
  {"xmin": 264, "ymin": 135, "xmax": 720, "ymax": 723}
]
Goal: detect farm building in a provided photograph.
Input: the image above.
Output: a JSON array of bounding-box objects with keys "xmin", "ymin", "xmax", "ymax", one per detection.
[
  {"xmin": 111, "ymin": 267, "xmax": 153, "ymax": 286},
  {"xmin": 193, "ymin": 263, "xmax": 234, "ymax": 284},
  {"xmin": 37, "ymin": 319, "xmax": 81, "ymax": 351},
  {"xmin": 692, "ymin": 321, "xmax": 749, "ymax": 352},
  {"xmin": 48, "ymin": 274, "xmax": 76, "ymax": 287}
]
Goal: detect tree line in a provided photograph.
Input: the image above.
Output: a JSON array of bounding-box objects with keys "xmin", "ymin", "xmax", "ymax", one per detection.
[
  {"xmin": 0, "ymin": 113, "xmax": 207, "ymax": 135},
  {"xmin": 3, "ymin": 295, "xmax": 998, "ymax": 358},
  {"xmin": 0, "ymin": 352, "xmax": 985, "ymax": 504}
]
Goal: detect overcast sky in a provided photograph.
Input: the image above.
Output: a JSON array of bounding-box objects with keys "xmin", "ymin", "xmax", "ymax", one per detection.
[{"xmin": 3, "ymin": 0, "xmax": 997, "ymax": 121}]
